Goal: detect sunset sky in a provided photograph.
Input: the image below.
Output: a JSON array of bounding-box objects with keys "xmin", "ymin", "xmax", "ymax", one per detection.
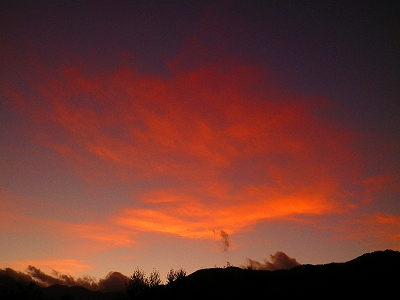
[{"xmin": 1, "ymin": 1, "xmax": 399, "ymax": 282}]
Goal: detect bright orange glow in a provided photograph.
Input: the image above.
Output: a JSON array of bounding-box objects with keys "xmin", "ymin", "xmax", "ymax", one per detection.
[{"xmin": 115, "ymin": 184, "xmax": 339, "ymax": 239}]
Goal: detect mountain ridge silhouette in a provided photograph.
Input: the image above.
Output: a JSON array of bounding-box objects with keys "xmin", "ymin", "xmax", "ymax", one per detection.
[
  {"xmin": 1, "ymin": 249, "xmax": 399, "ymax": 299},
  {"xmin": 139, "ymin": 249, "xmax": 400, "ymax": 299}
]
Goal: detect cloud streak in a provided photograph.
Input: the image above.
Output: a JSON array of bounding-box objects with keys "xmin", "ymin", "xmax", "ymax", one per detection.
[{"xmin": 114, "ymin": 184, "xmax": 341, "ymax": 240}]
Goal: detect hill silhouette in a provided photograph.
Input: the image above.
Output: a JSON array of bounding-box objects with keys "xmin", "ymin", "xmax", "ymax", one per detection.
[
  {"xmin": 139, "ymin": 249, "xmax": 400, "ymax": 299},
  {"xmin": 1, "ymin": 250, "xmax": 399, "ymax": 299}
]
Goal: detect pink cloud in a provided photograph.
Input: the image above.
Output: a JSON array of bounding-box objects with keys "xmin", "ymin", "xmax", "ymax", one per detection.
[{"xmin": 0, "ymin": 189, "xmax": 135, "ymax": 251}]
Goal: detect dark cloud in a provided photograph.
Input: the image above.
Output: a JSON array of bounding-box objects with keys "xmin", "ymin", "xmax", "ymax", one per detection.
[
  {"xmin": 27, "ymin": 266, "xmax": 102, "ymax": 290},
  {"xmin": 220, "ymin": 230, "xmax": 231, "ymax": 252},
  {"xmin": 212, "ymin": 229, "xmax": 231, "ymax": 252},
  {"xmin": 1, "ymin": 266, "xmax": 129, "ymax": 292},
  {"xmin": 243, "ymin": 251, "xmax": 300, "ymax": 271},
  {"xmin": 27, "ymin": 265, "xmax": 64, "ymax": 286},
  {"xmin": 75, "ymin": 275, "xmax": 99, "ymax": 291},
  {"xmin": 0, "ymin": 268, "xmax": 33, "ymax": 284},
  {"xmin": 52, "ymin": 270, "xmax": 99, "ymax": 291},
  {"xmin": 98, "ymin": 271, "xmax": 129, "ymax": 292}
]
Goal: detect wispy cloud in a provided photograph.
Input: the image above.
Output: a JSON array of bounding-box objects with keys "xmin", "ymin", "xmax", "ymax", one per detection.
[
  {"xmin": 5, "ymin": 59, "xmax": 361, "ymax": 241},
  {"xmin": 362, "ymin": 175, "xmax": 400, "ymax": 203},
  {"xmin": 65, "ymin": 222, "xmax": 135, "ymax": 248},
  {"xmin": 7, "ymin": 60, "xmax": 356, "ymax": 182},
  {"xmin": 114, "ymin": 183, "xmax": 341, "ymax": 239},
  {"xmin": 9, "ymin": 46, "xmax": 399, "ymax": 253},
  {"xmin": 329, "ymin": 212, "xmax": 400, "ymax": 247},
  {"xmin": 0, "ymin": 189, "xmax": 135, "ymax": 252}
]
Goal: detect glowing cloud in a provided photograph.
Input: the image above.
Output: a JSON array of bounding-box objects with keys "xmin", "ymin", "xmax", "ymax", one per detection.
[
  {"xmin": 114, "ymin": 185, "xmax": 339, "ymax": 240},
  {"xmin": 7, "ymin": 58, "xmax": 360, "ymax": 242}
]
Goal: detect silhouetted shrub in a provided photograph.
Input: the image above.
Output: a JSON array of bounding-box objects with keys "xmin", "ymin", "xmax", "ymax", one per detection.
[
  {"xmin": 126, "ymin": 268, "xmax": 149, "ymax": 298},
  {"xmin": 148, "ymin": 269, "xmax": 161, "ymax": 288},
  {"xmin": 126, "ymin": 267, "xmax": 161, "ymax": 298},
  {"xmin": 166, "ymin": 268, "xmax": 186, "ymax": 284}
]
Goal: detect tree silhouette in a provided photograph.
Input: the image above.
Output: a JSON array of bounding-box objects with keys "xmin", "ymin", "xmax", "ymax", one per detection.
[
  {"xmin": 126, "ymin": 268, "xmax": 148, "ymax": 298},
  {"xmin": 166, "ymin": 268, "xmax": 186, "ymax": 284},
  {"xmin": 148, "ymin": 269, "xmax": 161, "ymax": 288},
  {"xmin": 126, "ymin": 267, "xmax": 161, "ymax": 299}
]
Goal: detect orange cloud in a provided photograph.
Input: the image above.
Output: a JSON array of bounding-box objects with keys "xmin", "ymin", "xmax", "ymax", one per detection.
[
  {"xmin": 13, "ymin": 62, "xmax": 354, "ymax": 181},
  {"xmin": 6, "ymin": 59, "xmax": 361, "ymax": 241},
  {"xmin": 115, "ymin": 182, "xmax": 341, "ymax": 239},
  {"xmin": 0, "ymin": 259, "xmax": 93, "ymax": 276}
]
